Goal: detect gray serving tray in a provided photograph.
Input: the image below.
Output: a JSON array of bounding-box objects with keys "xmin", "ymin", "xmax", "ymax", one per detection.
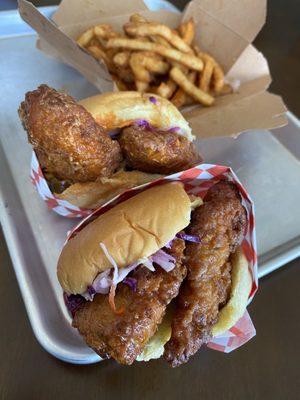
[{"xmin": 1, "ymin": 3, "xmax": 300, "ymax": 364}]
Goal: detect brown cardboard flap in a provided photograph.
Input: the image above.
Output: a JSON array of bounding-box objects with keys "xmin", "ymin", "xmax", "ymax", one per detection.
[
  {"xmin": 182, "ymin": 2, "xmax": 251, "ymax": 72},
  {"xmin": 18, "ymin": 0, "xmax": 113, "ymax": 92},
  {"xmin": 184, "ymin": 91, "xmax": 287, "ymax": 139},
  {"xmin": 52, "ymin": 0, "xmax": 147, "ymax": 26},
  {"xmin": 185, "ymin": 0, "xmax": 266, "ymax": 42},
  {"xmin": 227, "ymin": 44, "xmax": 270, "ymax": 84}
]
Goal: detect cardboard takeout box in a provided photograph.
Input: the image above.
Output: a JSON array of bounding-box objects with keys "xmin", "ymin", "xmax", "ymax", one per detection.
[{"xmin": 18, "ymin": 0, "xmax": 287, "ymax": 139}]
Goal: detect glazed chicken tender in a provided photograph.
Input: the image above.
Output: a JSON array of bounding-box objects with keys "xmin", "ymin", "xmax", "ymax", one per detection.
[
  {"xmin": 73, "ymin": 239, "xmax": 186, "ymax": 365},
  {"xmin": 164, "ymin": 182, "xmax": 247, "ymax": 367},
  {"xmin": 119, "ymin": 125, "xmax": 200, "ymax": 174},
  {"xmin": 18, "ymin": 85, "xmax": 122, "ymax": 182}
]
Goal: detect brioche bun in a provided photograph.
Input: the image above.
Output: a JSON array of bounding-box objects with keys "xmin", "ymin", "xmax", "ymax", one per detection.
[
  {"xmin": 55, "ymin": 170, "xmax": 162, "ymax": 209},
  {"xmin": 137, "ymin": 247, "xmax": 252, "ymax": 362},
  {"xmin": 57, "ymin": 182, "xmax": 192, "ymax": 294},
  {"xmin": 211, "ymin": 247, "xmax": 252, "ymax": 336},
  {"xmin": 79, "ymin": 92, "xmax": 194, "ymax": 141}
]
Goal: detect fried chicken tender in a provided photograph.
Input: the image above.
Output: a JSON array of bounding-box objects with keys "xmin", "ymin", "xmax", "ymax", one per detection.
[
  {"xmin": 118, "ymin": 125, "xmax": 201, "ymax": 174},
  {"xmin": 19, "ymin": 85, "xmax": 122, "ymax": 182},
  {"xmin": 164, "ymin": 182, "xmax": 247, "ymax": 367},
  {"xmin": 73, "ymin": 239, "xmax": 186, "ymax": 365}
]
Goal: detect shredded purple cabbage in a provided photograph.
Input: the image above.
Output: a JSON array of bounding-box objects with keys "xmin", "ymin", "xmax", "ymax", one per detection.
[
  {"xmin": 176, "ymin": 232, "xmax": 201, "ymax": 243},
  {"xmin": 151, "ymin": 249, "xmax": 176, "ymax": 272},
  {"xmin": 164, "ymin": 240, "xmax": 173, "ymax": 249},
  {"xmin": 149, "ymin": 96, "xmax": 157, "ymax": 104},
  {"xmin": 168, "ymin": 126, "xmax": 180, "ymax": 133},
  {"xmin": 108, "ymin": 128, "xmax": 121, "ymax": 138},
  {"xmin": 135, "ymin": 119, "xmax": 152, "ymax": 129},
  {"xmin": 87, "ymin": 285, "xmax": 96, "ymax": 299},
  {"xmin": 134, "ymin": 119, "xmax": 180, "ymax": 135},
  {"xmin": 91, "ymin": 268, "xmax": 111, "ymax": 296},
  {"xmin": 64, "ymin": 293, "xmax": 85, "ymax": 317},
  {"xmin": 123, "ymin": 277, "xmax": 137, "ymax": 291}
]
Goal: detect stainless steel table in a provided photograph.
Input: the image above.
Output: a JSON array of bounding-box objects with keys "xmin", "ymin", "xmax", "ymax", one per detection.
[{"xmin": 1, "ymin": 0, "xmax": 299, "ymax": 399}]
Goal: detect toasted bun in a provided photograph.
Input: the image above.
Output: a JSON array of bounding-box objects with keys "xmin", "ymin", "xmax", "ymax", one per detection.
[
  {"xmin": 137, "ymin": 307, "xmax": 173, "ymax": 362},
  {"xmin": 79, "ymin": 92, "xmax": 194, "ymax": 141},
  {"xmin": 138, "ymin": 247, "xmax": 252, "ymax": 362},
  {"xmin": 57, "ymin": 183, "xmax": 191, "ymax": 294},
  {"xmin": 55, "ymin": 170, "xmax": 162, "ymax": 209},
  {"xmin": 211, "ymin": 247, "xmax": 252, "ymax": 336}
]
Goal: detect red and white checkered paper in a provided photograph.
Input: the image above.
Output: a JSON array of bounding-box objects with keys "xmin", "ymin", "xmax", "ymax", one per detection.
[
  {"xmin": 30, "ymin": 152, "xmax": 91, "ymax": 218},
  {"xmin": 65, "ymin": 162, "xmax": 258, "ymax": 354}
]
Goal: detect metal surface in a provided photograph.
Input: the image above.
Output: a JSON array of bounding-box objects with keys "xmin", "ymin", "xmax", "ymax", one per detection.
[{"xmin": 1, "ymin": 4, "xmax": 300, "ymax": 364}]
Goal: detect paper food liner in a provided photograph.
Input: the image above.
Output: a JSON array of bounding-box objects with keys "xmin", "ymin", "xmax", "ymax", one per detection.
[
  {"xmin": 30, "ymin": 152, "xmax": 91, "ymax": 218},
  {"xmin": 64, "ymin": 161, "xmax": 258, "ymax": 353}
]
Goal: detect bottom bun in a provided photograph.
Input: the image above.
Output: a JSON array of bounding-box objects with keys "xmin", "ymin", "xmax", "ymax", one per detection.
[
  {"xmin": 211, "ymin": 247, "xmax": 252, "ymax": 336},
  {"xmin": 137, "ymin": 308, "xmax": 173, "ymax": 362},
  {"xmin": 137, "ymin": 247, "xmax": 251, "ymax": 362},
  {"xmin": 55, "ymin": 170, "xmax": 161, "ymax": 209}
]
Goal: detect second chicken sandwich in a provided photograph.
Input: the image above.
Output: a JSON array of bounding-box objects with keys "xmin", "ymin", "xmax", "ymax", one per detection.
[{"xmin": 58, "ymin": 181, "xmax": 252, "ymax": 366}]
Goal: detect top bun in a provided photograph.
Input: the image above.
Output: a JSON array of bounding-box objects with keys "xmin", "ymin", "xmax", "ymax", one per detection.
[
  {"xmin": 79, "ymin": 92, "xmax": 194, "ymax": 142},
  {"xmin": 57, "ymin": 182, "xmax": 191, "ymax": 295}
]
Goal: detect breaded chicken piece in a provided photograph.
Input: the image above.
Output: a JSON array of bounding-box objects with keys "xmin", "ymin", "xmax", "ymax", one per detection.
[
  {"xmin": 164, "ymin": 182, "xmax": 247, "ymax": 367},
  {"xmin": 119, "ymin": 125, "xmax": 201, "ymax": 174},
  {"xmin": 19, "ymin": 85, "xmax": 122, "ymax": 182},
  {"xmin": 73, "ymin": 239, "xmax": 186, "ymax": 365}
]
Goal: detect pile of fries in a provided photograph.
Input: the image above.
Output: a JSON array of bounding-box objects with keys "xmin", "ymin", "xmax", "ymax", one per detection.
[{"xmin": 77, "ymin": 14, "xmax": 230, "ymax": 108}]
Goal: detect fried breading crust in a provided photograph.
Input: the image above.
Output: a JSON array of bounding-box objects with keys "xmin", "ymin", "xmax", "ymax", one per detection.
[
  {"xmin": 19, "ymin": 85, "xmax": 122, "ymax": 182},
  {"xmin": 164, "ymin": 182, "xmax": 247, "ymax": 367},
  {"xmin": 119, "ymin": 125, "xmax": 201, "ymax": 174},
  {"xmin": 73, "ymin": 238, "xmax": 187, "ymax": 365}
]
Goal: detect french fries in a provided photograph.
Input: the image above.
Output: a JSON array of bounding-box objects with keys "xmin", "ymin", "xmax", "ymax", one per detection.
[
  {"xmin": 124, "ymin": 22, "xmax": 192, "ymax": 53},
  {"xmin": 77, "ymin": 28, "xmax": 94, "ymax": 47},
  {"xmin": 194, "ymin": 47, "xmax": 225, "ymax": 93},
  {"xmin": 94, "ymin": 24, "xmax": 119, "ymax": 40},
  {"xmin": 156, "ymin": 80, "xmax": 177, "ymax": 99},
  {"xmin": 130, "ymin": 52, "xmax": 169, "ymax": 91},
  {"xmin": 178, "ymin": 18, "xmax": 195, "ymax": 46},
  {"xmin": 113, "ymin": 51, "xmax": 131, "ymax": 67},
  {"xmin": 171, "ymin": 70, "xmax": 197, "ymax": 108},
  {"xmin": 199, "ymin": 55, "xmax": 214, "ymax": 92},
  {"xmin": 129, "ymin": 13, "xmax": 147, "ymax": 23},
  {"xmin": 87, "ymin": 45, "xmax": 116, "ymax": 73},
  {"xmin": 136, "ymin": 81, "xmax": 149, "ymax": 92},
  {"xmin": 106, "ymin": 38, "xmax": 204, "ymax": 71},
  {"xmin": 170, "ymin": 67, "xmax": 214, "ymax": 106},
  {"xmin": 129, "ymin": 52, "xmax": 152, "ymax": 83},
  {"xmin": 76, "ymin": 14, "xmax": 228, "ymax": 108}
]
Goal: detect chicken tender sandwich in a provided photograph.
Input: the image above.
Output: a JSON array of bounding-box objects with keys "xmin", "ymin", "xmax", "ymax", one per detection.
[
  {"xmin": 19, "ymin": 85, "xmax": 200, "ymax": 209},
  {"xmin": 57, "ymin": 181, "xmax": 252, "ymax": 366}
]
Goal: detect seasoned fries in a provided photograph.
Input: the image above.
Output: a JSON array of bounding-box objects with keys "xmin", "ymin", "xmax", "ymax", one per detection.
[
  {"xmin": 94, "ymin": 24, "xmax": 119, "ymax": 40},
  {"xmin": 199, "ymin": 59, "xmax": 214, "ymax": 92},
  {"xmin": 124, "ymin": 22, "xmax": 191, "ymax": 53},
  {"xmin": 156, "ymin": 80, "xmax": 177, "ymax": 99},
  {"xmin": 106, "ymin": 38, "xmax": 204, "ymax": 70},
  {"xmin": 76, "ymin": 14, "xmax": 227, "ymax": 108},
  {"xmin": 171, "ymin": 70, "xmax": 197, "ymax": 108},
  {"xmin": 179, "ymin": 19, "xmax": 195, "ymax": 46},
  {"xmin": 129, "ymin": 52, "xmax": 152, "ymax": 82},
  {"xmin": 113, "ymin": 51, "xmax": 130, "ymax": 67},
  {"xmin": 194, "ymin": 47, "xmax": 225, "ymax": 93},
  {"xmin": 170, "ymin": 67, "xmax": 214, "ymax": 106},
  {"xmin": 77, "ymin": 28, "xmax": 94, "ymax": 47}
]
